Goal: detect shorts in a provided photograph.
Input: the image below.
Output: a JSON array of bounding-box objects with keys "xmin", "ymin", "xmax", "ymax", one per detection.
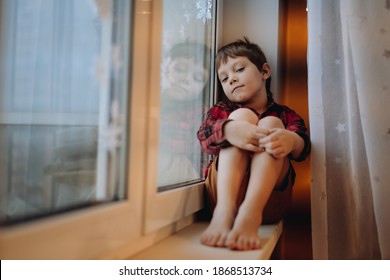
[{"xmin": 204, "ymin": 156, "xmax": 295, "ymax": 224}]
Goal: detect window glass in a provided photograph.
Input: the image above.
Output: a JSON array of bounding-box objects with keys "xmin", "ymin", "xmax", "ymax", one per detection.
[
  {"xmin": 0, "ymin": 0, "xmax": 131, "ymax": 224},
  {"xmin": 157, "ymin": 0, "xmax": 214, "ymax": 190}
]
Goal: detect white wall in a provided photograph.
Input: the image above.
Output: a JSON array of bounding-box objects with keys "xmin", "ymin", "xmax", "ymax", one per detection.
[{"xmin": 219, "ymin": 0, "xmax": 281, "ymax": 100}]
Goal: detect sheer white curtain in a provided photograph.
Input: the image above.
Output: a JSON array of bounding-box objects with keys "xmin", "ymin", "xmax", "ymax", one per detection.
[{"xmin": 308, "ymin": 0, "xmax": 390, "ymax": 259}]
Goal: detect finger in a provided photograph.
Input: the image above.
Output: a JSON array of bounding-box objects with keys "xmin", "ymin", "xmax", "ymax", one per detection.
[
  {"xmin": 256, "ymin": 127, "xmax": 271, "ymax": 135},
  {"xmin": 264, "ymin": 145, "xmax": 283, "ymax": 156},
  {"xmin": 264, "ymin": 141, "xmax": 281, "ymax": 150},
  {"xmin": 272, "ymin": 153, "xmax": 285, "ymax": 159},
  {"xmin": 268, "ymin": 128, "xmax": 283, "ymax": 138},
  {"xmin": 250, "ymin": 137, "xmax": 262, "ymax": 147},
  {"xmin": 258, "ymin": 137, "xmax": 267, "ymax": 145},
  {"xmin": 259, "ymin": 134, "xmax": 279, "ymax": 144},
  {"xmin": 256, "ymin": 133, "xmax": 269, "ymax": 141},
  {"xmin": 268, "ymin": 147, "xmax": 286, "ymax": 159},
  {"xmin": 269, "ymin": 128, "xmax": 285, "ymax": 135},
  {"xmin": 244, "ymin": 143, "xmax": 262, "ymax": 153}
]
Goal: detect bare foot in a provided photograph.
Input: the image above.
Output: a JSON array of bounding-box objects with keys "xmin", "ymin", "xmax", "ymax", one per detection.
[
  {"xmin": 200, "ymin": 207, "xmax": 235, "ymax": 247},
  {"xmin": 225, "ymin": 208, "xmax": 263, "ymax": 250}
]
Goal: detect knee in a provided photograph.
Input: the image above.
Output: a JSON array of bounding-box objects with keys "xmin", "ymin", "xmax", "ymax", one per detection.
[
  {"xmin": 228, "ymin": 108, "xmax": 258, "ymax": 124},
  {"xmin": 258, "ymin": 116, "xmax": 284, "ymax": 129}
]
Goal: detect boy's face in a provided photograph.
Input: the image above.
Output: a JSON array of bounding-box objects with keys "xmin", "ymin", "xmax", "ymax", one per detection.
[
  {"xmin": 217, "ymin": 56, "xmax": 270, "ymax": 106},
  {"xmin": 162, "ymin": 57, "xmax": 209, "ymax": 101}
]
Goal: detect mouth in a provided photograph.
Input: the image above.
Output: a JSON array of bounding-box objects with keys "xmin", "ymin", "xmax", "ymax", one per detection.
[{"xmin": 232, "ymin": 85, "xmax": 244, "ymax": 94}]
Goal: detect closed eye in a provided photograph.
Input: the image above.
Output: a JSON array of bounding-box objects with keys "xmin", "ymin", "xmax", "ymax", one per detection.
[
  {"xmin": 220, "ymin": 76, "xmax": 228, "ymax": 83},
  {"xmin": 236, "ymin": 67, "xmax": 245, "ymax": 72}
]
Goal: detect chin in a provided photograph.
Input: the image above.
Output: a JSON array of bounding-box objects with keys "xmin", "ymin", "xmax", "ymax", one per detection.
[{"xmin": 230, "ymin": 96, "xmax": 246, "ymax": 103}]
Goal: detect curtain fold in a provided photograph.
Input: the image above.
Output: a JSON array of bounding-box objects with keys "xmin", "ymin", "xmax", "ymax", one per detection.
[{"xmin": 308, "ymin": 0, "xmax": 389, "ymax": 259}]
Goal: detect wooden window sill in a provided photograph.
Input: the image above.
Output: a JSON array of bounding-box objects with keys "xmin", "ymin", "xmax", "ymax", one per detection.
[{"xmin": 131, "ymin": 221, "xmax": 282, "ymax": 260}]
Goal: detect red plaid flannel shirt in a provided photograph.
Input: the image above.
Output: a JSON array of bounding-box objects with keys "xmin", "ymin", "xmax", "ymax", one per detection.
[{"xmin": 197, "ymin": 100, "xmax": 310, "ymax": 162}]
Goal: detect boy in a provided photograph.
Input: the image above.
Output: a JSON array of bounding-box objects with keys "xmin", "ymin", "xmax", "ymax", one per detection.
[{"xmin": 197, "ymin": 38, "xmax": 310, "ymax": 250}]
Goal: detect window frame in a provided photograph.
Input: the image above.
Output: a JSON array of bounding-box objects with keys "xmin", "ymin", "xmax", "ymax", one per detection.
[{"xmin": 143, "ymin": 0, "xmax": 217, "ymax": 234}]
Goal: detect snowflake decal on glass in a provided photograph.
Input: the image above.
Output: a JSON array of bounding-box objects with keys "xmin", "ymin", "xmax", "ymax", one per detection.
[
  {"xmin": 196, "ymin": 0, "xmax": 212, "ymax": 23},
  {"xmin": 106, "ymin": 100, "xmax": 122, "ymax": 153}
]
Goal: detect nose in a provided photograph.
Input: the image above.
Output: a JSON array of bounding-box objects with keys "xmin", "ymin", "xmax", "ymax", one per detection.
[{"xmin": 229, "ymin": 76, "xmax": 237, "ymax": 85}]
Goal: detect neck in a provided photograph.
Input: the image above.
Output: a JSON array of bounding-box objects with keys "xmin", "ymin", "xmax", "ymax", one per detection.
[{"xmin": 242, "ymin": 92, "xmax": 268, "ymax": 114}]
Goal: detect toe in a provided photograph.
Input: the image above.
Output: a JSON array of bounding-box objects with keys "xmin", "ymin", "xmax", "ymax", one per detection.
[
  {"xmin": 216, "ymin": 233, "xmax": 227, "ymax": 247},
  {"xmin": 226, "ymin": 233, "xmax": 239, "ymax": 250}
]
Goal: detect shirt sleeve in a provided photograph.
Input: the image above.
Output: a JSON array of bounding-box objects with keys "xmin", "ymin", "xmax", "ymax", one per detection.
[
  {"xmin": 281, "ymin": 107, "xmax": 311, "ymax": 162},
  {"xmin": 197, "ymin": 102, "xmax": 232, "ymax": 155}
]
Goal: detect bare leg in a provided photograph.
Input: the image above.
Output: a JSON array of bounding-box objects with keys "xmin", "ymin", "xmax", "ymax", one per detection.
[
  {"xmin": 201, "ymin": 109, "xmax": 257, "ymax": 247},
  {"xmin": 226, "ymin": 116, "xmax": 290, "ymax": 250}
]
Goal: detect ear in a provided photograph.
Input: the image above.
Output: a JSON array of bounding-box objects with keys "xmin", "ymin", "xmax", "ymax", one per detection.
[{"xmin": 262, "ymin": 63, "xmax": 271, "ymax": 79}]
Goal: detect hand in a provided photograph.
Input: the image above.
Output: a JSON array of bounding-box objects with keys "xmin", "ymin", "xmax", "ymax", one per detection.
[
  {"xmin": 258, "ymin": 128, "xmax": 296, "ymax": 159},
  {"xmin": 224, "ymin": 120, "xmax": 269, "ymax": 152}
]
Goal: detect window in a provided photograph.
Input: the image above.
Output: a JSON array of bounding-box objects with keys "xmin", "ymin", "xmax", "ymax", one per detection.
[
  {"xmin": 144, "ymin": 0, "xmax": 216, "ymax": 233},
  {"xmin": 0, "ymin": 0, "xmax": 130, "ymax": 225},
  {"xmin": 155, "ymin": 0, "xmax": 215, "ymax": 190},
  {"xmin": 0, "ymin": 0, "xmax": 218, "ymax": 259},
  {"xmin": 0, "ymin": 0, "xmax": 142, "ymax": 259}
]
